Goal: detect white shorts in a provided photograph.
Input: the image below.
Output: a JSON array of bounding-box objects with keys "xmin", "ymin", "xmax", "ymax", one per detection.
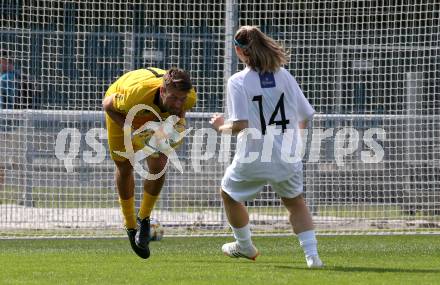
[{"xmin": 221, "ymin": 171, "xmax": 304, "ymax": 202}]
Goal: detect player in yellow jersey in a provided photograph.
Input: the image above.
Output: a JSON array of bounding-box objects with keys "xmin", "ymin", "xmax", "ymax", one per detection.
[{"xmin": 102, "ymin": 67, "xmax": 196, "ymax": 259}]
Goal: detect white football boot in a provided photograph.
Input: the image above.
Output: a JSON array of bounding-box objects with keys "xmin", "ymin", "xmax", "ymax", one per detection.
[
  {"xmin": 222, "ymin": 242, "xmax": 259, "ymax": 261},
  {"xmin": 306, "ymin": 255, "xmax": 324, "ymax": 268}
]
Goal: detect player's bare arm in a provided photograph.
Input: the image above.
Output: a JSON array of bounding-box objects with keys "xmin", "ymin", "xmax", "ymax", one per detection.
[
  {"xmin": 210, "ymin": 114, "xmax": 248, "ymax": 134},
  {"xmin": 298, "ymin": 120, "xmax": 308, "ymax": 130}
]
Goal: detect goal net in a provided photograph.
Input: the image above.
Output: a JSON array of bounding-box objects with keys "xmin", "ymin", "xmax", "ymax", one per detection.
[{"xmin": 0, "ymin": 1, "xmax": 439, "ymax": 238}]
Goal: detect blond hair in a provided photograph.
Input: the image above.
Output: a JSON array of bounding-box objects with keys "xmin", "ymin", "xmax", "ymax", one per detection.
[{"xmin": 234, "ymin": 26, "xmax": 288, "ymax": 73}]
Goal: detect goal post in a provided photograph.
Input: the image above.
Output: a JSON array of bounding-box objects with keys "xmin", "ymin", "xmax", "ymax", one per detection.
[
  {"xmin": 0, "ymin": 110, "xmax": 438, "ymax": 238},
  {"xmin": 0, "ymin": 1, "xmax": 439, "ymax": 238}
]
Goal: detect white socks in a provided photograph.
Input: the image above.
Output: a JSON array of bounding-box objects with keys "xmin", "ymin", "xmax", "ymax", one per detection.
[
  {"xmin": 297, "ymin": 230, "xmax": 318, "ymax": 258},
  {"xmin": 231, "ymin": 224, "xmax": 253, "ymax": 248},
  {"xmin": 230, "ymin": 225, "xmax": 318, "ymax": 257}
]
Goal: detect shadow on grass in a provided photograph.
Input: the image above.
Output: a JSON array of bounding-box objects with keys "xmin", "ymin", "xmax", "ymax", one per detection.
[
  {"xmin": 273, "ymin": 265, "xmax": 440, "ymax": 274},
  {"xmin": 180, "ymin": 259, "xmax": 440, "ymax": 274}
]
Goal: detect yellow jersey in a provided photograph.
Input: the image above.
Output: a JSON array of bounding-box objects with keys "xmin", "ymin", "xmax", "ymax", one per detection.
[{"xmin": 106, "ymin": 67, "xmax": 197, "ymax": 128}]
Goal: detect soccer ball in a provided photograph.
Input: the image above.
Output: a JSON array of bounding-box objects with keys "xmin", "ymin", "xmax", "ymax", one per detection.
[{"xmin": 149, "ymin": 218, "xmax": 164, "ymax": 241}]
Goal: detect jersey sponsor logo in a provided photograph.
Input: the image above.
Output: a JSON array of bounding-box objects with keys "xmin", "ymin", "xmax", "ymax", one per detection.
[{"xmin": 258, "ymin": 72, "xmax": 276, "ymax": 88}]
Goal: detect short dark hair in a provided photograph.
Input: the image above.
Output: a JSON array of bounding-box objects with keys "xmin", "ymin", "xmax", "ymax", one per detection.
[{"xmin": 163, "ymin": 67, "xmax": 192, "ymax": 92}]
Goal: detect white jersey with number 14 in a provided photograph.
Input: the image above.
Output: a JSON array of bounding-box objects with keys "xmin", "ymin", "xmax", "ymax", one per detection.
[{"xmin": 225, "ymin": 67, "xmax": 315, "ymax": 182}]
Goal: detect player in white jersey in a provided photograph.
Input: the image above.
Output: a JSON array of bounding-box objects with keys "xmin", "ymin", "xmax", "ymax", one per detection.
[{"xmin": 210, "ymin": 26, "xmax": 323, "ymax": 268}]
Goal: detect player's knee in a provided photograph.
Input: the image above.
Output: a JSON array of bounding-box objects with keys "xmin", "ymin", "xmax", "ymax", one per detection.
[
  {"xmin": 282, "ymin": 194, "xmax": 305, "ymax": 211},
  {"xmin": 147, "ymin": 154, "xmax": 168, "ymax": 174},
  {"xmin": 220, "ymin": 189, "xmax": 235, "ymax": 203},
  {"xmin": 114, "ymin": 159, "xmax": 133, "ymax": 176}
]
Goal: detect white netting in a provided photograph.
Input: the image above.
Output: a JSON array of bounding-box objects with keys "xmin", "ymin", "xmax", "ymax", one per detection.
[{"xmin": 0, "ymin": 1, "xmax": 439, "ymax": 238}]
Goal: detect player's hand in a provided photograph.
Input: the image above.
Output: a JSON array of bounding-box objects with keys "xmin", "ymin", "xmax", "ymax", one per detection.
[
  {"xmin": 168, "ymin": 118, "xmax": 186, "ymax": 149},
  {"xmin": 132, "ymin": 128, "xmax": 155, "ymax": 150},
  {"xmin": 132, "ymin": 117, "xmax": 187, "ymax": 158},
  {"xmin": 209, "ymin": 113, "xmax": 224, "ymax": 132},
  {"xmin": 130, "ymin": 127, "xmax": 162, "ymax": 158},
  {"xmin": 147, "ymin": 118, "xmax": 186, "ymax": 158}
]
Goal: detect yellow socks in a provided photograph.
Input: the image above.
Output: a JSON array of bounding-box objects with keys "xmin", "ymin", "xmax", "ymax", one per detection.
[
  {"xmin": 138, "ymin": 192, "xmax": 159, "ymax": 220},
  {"xmin": 119, "ymin": 197, "xmax": 136, "ymax": 229},
  {"xmin": 119, "ymin": 192, "xmax": 159, "ymax": 228}
]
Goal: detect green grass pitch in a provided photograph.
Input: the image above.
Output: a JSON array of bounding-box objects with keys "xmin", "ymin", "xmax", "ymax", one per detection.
[{"xmin": 0, "ymin": 235, "xmax": 439, "ymax": 285}]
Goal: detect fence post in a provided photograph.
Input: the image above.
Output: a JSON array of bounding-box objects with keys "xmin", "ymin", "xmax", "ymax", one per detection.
[
  {"xmin": 21, "ymin": 111, "xmax": 34, "ymax": 207},
  {"xmin": 222, "ymin": 0, "xmax": 239, "ymax": 227},
  {"xmin": 404, "ymin": 72, "xmax": 423, "ymax": 214}
]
